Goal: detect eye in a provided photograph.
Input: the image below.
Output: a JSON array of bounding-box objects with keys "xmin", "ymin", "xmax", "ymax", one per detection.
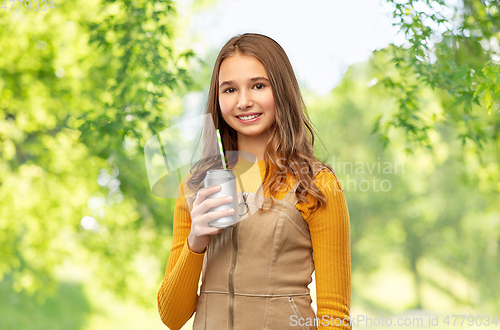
[
  {"xmin": 223, "ymin": 87, "xmax": 236, "ymax": 93},
  {"xmin": 254, "ymin": 83, "xmax": 265, "ymax": 90}
]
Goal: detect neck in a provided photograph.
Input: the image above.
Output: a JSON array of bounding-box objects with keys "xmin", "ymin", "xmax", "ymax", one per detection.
[{"xmin": 237, "ymin": 131, "xmax": 271, "ymax": 161}]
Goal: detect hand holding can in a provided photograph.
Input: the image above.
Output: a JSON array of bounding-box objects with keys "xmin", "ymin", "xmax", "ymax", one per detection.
[
  {"xmin": 188, "ymin": 184, "xmax": 235, "ymax": 253},
  {"xmin": 204, "ymin": 169, "xmax": 239, "ymax": 228}
]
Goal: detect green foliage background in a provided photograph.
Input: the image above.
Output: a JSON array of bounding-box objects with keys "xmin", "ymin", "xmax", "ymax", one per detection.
[{"xmin": 0, "ymin": 0, "xmax": 499, "ymax": 328}]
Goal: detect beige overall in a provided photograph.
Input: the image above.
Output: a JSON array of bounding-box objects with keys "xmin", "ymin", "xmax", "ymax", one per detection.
[{"xmin": 191, "ymin": 166, "xmax": 322, "ymax": 330}]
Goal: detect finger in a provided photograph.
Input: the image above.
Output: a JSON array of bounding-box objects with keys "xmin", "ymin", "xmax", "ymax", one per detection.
[
  {"xmin": 193, "ymin": 185, "xmax": 221, "ymax": 207},
  {"xmin": 195, "ymin": 208, "xmax": 235, "ymax": 235},
  {"xmin": 193, "ymin": 222, "xmax": 212, "ymax": 236},
  {"xmin": 194, "ymin": 220, "xmax": 225, "ymax": 235},
  {"xmin": 198, "ymin": 195, "xmax": 233, "ymax": 214},
  {"xmin": 196, "ymin": 227, "xmax": 223, "ymax": 236}
]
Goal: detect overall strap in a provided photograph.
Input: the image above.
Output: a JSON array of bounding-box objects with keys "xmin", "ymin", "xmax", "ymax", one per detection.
[{"xmin": 281, "ymin": 163, "xmax": 324, "ymax": 206}]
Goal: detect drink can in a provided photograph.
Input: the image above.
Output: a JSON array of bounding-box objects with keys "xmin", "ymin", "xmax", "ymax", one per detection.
[{"xmin": 204, "ymin": 169, "xmax": 239, "ymax": 228}]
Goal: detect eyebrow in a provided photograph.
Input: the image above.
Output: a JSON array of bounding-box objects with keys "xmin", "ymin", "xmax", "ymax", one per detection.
[{"xmin": 219, "ymin": 76, "xmax": 269, "ymax": 89}]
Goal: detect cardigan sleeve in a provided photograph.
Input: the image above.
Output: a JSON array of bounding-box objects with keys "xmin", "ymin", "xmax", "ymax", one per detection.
[
  {"xmin": 296, "ymin": 169, "xmax": 352, "ymax": 329},
  {"xmin": 157, "ymin": 176, "xmax": 206, "ymax": 330}
]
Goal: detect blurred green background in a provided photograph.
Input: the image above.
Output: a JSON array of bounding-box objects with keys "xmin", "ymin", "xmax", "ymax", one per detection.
[{"xmin": 1, "ymin": 0, "xmax": 499, "ymax": 329}]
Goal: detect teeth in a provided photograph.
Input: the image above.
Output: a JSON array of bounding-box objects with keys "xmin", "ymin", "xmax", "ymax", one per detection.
[{"xmin": 239, "ymin": 114, "xmax": 260, "ymax": 120}]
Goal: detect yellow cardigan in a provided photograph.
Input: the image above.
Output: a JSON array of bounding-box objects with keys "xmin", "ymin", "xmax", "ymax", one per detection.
[{"xmin": 157, "ymin": 158, "xmax": 352, "ymax": 329}]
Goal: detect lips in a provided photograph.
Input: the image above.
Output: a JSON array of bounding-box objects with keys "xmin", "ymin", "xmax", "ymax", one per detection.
[{"xmin": 236, "ymin": 113, "xmax": 263, "ymax": 123}]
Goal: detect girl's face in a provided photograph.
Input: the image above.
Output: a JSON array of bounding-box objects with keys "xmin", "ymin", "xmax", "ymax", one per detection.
[{"xmin": 218, "ymin": 53, "xmax": 276, "ymax": 140}]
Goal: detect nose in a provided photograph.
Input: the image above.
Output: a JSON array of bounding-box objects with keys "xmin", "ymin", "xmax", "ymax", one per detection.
[{"xmin": 237, "ymin": 89, "xmax": 253, "ymax": 109}]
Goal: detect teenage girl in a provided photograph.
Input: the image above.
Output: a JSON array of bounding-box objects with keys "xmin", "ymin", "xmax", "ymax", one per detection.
[{"xmin": 157, "ymin": 33, "xmax": 351, "ymax": 330}]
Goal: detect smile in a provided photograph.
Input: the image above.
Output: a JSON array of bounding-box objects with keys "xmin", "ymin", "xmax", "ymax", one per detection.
[{"xmin": 236, "ymin": 113, "xmax": 262, "ymax": 122}]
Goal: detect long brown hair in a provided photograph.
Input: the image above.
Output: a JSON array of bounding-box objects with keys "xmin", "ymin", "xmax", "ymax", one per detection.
[{"xmin": 186, "ymin": 33, "xmax": 333, "ymax": 213}]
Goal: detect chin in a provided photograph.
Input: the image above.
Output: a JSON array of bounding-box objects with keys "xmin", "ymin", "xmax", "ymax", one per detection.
[{"xmin": 240, "ymin": 128, "xmax": 271, "ymax": 136}]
